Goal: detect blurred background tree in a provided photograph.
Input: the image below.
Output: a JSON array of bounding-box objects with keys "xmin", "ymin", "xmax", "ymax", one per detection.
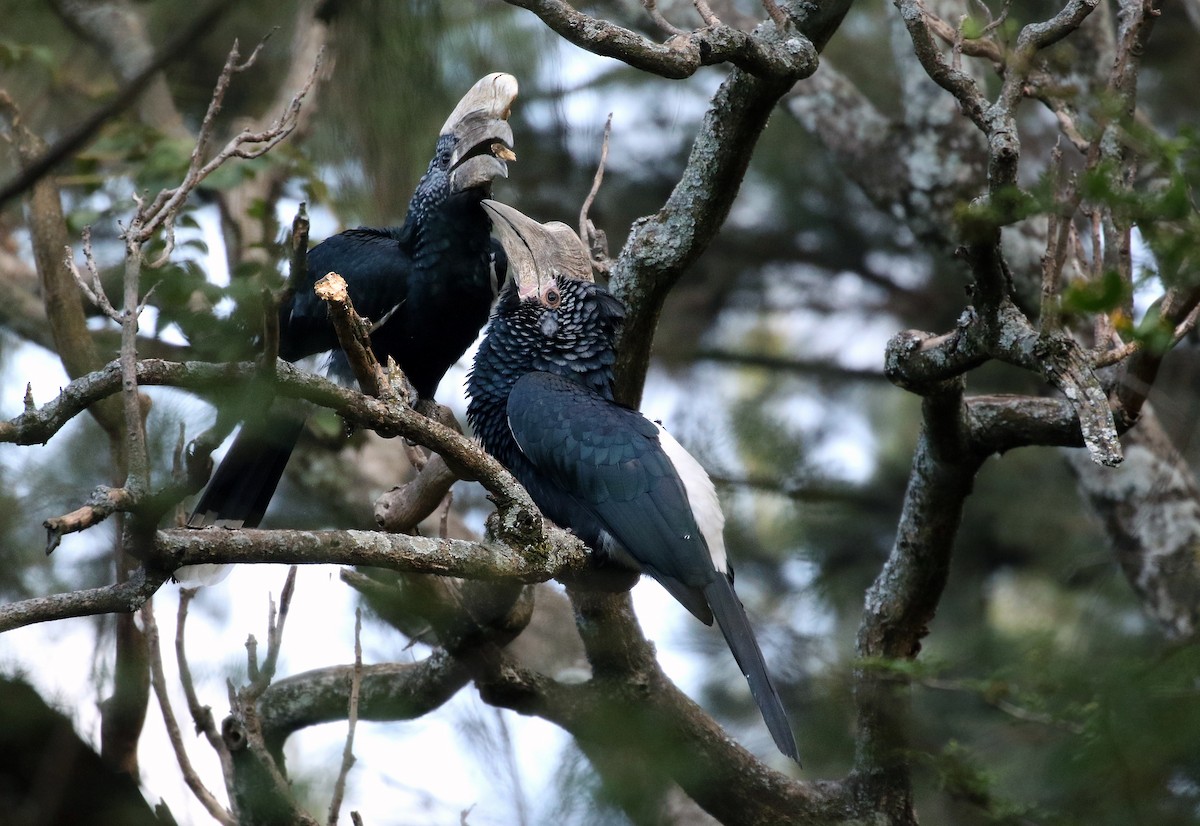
[{"xmin": 1, "ymin": 1, "xmax": 1198, "ymax": 824}]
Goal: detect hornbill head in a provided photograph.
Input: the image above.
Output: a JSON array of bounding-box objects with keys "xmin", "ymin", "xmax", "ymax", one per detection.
[
  {"xmin": 442, "ymin": 73, "xmax": 518, "ymax": 192},
  {"xmin": 481, "ymin": 199, "xmax": 593, "ymax": 298}
]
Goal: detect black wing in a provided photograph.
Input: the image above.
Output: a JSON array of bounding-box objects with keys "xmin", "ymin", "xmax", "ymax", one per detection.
[
  {"xmin": 281, "ymin": 227, "xmax": 413, "ymax": 362},
  {"xmin": 506, "ymin": 371, "xmax": 719, "ymax": 616},
  {"xmin": 506, "ymin": 371, "xmax": 799, "ymax": 762}
]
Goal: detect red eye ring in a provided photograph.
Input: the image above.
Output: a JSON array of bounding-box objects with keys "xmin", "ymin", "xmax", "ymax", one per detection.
[{"xmin": 540, "ymin": 283, "xmax": 561, "ymax": 309}]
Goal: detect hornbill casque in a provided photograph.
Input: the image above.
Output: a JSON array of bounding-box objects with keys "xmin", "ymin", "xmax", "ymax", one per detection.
[
  {"xmin": 466, "ymin": 201, "xmax": 800, "ymax": 763},
  {"xmin": 186, "ymin": 74, "xmax": 517, "ymax": 549}
]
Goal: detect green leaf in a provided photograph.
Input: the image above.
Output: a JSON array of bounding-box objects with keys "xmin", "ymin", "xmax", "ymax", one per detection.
[
  {"xmin": 1062, "ymin": 270, "xmax": 1129, "ymax": 315},
  {"xmin": 1132, "ymin": 305, "xmax": 1174, "ymax": 354}
]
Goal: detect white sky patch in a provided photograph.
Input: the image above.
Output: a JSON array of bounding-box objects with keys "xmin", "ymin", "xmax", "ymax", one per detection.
[{"xmin": 528, "ymin": 40, "xmax": 719, "ymax": 177}]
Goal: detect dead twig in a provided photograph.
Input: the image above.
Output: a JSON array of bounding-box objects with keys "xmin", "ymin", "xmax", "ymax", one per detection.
[
  {"xmin": 642, "ymin": 0, "xmax": 684, "ymax": 35},
  {"xmin": 579, "ymin": 113, "xmax": 613, "ymax": 278},
  {"xmin": 327, "ymin": 608, "xmax": 364, "ymax": 826},
  {"xmin": 62, "ymin": 227, "xmax": 119, "ymax": 321},
  {"xmin": 133, "ymin": 39, "xmax": 324, "ymax": 264},
  {"xmin": 313, "ymin": 273, "xmax": 397, "ymax": 401},
  {"xmin": 176, "ymin": 589, "xmax": 236, "ymax": 791},
  {"xmin": 43, "ymin": 485, "xmax": 136, "ymax": 555},
  {"xmin": 144, "ymin": 601, "xmax": 237, "ymax": 825}
]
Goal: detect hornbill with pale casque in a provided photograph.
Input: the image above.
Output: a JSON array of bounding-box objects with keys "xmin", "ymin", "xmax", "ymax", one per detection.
[
  {"xmin": 466, "ymin": 201, "xmax": 800, "ymax": 762},
  {"xmin": 188, "ymin": 73, "xmax": 517, "ymax": 536}
]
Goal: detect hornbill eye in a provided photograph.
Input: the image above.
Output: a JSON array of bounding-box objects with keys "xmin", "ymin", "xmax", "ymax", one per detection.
[{"xmin": 540, "ymin": 283, "xmax": 561, "ymax": 309}]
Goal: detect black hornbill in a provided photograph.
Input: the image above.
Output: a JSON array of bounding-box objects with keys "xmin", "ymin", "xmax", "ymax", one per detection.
[
  {"xmin": 187, "ymin": 73, "xmax": 517, "ymax": 536},
  {"xmin": 466, "ymin": 202, "xmax": 800, "ymax": 763}
]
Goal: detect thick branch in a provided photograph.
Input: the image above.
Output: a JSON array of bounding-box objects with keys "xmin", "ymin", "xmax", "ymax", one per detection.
[
  {"xmin": 474, "ymin": 590, "xmax": 852, "ymax": 825},
  {"xmin": 884, "ymin": 301, "xmax": 1122, "ymax": 466},
  {"xmin": 374, "ymin": 455, "xmax": 458, "ymax": 533},
  {"xmin": 501, "ymin": 0, "xmax": 816, "ymax": 79},
  {"xmin": 1, "ymin": 97, "xmax": 125, "ymax": 441},
  {"xmin": 612, "ymin": 67, "xmax": 802, "ymax": 405},
  {"xmin": 0, "ymin": 357, "xmax": 541, "ymax": 530},
  {"xmin": 154, "ymin": 527, "xmax": 587, "ymax": 583},
  {"xmin": 258, "ymin": 653, "xmax": 470, "ymax": 750},
  {"xmin": 1067, "ymin": 407, "xmax": 1200, "ymax": 640},
  {"xmin": 0, "ymin": 567, "xmax": 170, "ymax": 634},
  {"xmin": 852, "ymin": 384, "xmax": 980, "ymax": 824}
]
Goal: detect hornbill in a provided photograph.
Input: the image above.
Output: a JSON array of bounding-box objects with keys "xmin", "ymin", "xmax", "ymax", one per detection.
[
  {"xmin": 466, "ymin": 201, "xmax": 800, "ymax": 763},
  {"xmin": 187, "ymin": 74, "xmax": 517, "ymax": 538}
]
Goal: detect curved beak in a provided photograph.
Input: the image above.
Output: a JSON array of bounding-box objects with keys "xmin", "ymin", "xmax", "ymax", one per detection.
[
  {"xmin": 444, "ymin": 73, "xmax": 519, "ymax": 192},
  {"xmin": 482, "ymin": 200, "xmax": 593, "ymax": 297}
]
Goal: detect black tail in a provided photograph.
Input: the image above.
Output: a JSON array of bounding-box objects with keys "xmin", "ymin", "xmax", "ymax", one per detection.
[
  {"xmin": 704, "ymin": 574, "xmax": 800, "ymax": 764},
  {"xmin": 188, "ymin": 407, "xmax": 307, "ymax": 528}
]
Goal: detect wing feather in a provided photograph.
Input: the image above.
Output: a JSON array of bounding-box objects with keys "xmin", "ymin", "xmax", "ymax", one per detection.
[{"xmin": 506, "ymin": 372, "xmax": 721, "ymax": 617}]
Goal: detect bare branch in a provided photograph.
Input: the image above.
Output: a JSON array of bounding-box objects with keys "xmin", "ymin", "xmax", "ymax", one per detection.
[
  {"xmin": 0, "ymin": 358, "xmax": 541, "ymax": 532},
  {"xmin": 43, "ymin": 485, "xmax": 136, "ymax": 554},
  {"xmin": 155, "ymin": 525, "xmax": 588, "ymax": 584},
  {"xmin": 501, "ymin": 0, "xmax": 815, "ymax": 80},
  {"xmin": 0, "ymin": 567, "xmax": 170, "ymax": 634},
  {"xmin": 580, "ymin": 112, "xmax": 614, "ymax": 273},
  {"xmin": 642, "ymin": 0, "xmax": 685, "ymax": 35},
  {"xmin": 314, "ymin": 272, "xmax": 399, "ymax": 401},
  {"xmin": 62, "ymin": 229, "xmax": 119, "ymax": 321},
  {"xmin": 144, "ymin": 601, "xmax": 237, "ymax": 825},
  {"xmin": 270, "ymin": 655, "xmax": 469, "ymax": 751},
  {"xmin": 884, "ymin": 300, "xmax": 1122, "ymax": 466},
  {"xmin": 374, "ymin": 455, "xmax": 459, "ymax": 533},
  {"xmin": 176, "ymin": 590, "xmax": 235, "ymax": 787},
  {"xmin": 761, "ymin": 0, "xmax": 790, "ymax": 30},
  {"xmin": 248, "ymin": 567, "xmax": 298, "ymax": 697},
  {"xmin": 134, "ymin": 39, "xmax": 324, "ymax": 249},
  {"xmin": 327, "ymin": 608, "xmax": 363, "ymax": 826},
  {"xmin": 924, "ymin": 8, "xmax": 1005, "ymax": 63}
]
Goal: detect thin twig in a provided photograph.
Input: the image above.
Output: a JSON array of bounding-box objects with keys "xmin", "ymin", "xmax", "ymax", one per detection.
[
  {"xmin": 255, "ymin": 566, "xmax": 298, "ymax": 693},
  {"xmin": 693, "ymin": 0, "xmax": 720, "ymax": 26},
  {"xmin": 921, "ymin": 677, "xmax": 1085, "ymax": 734},
  {"xmin": 761, "ymin": 0, "xmax": 789, "ymax": 29},
  {"xmin": 642, "ymin": 0, "xmax": 684, "ymax": 35},
  {"xmin": 327, "ymin": 608, "xmax": 363, "ymax": 826},
  {"xmin": 135, "ymin": 40, "xmax": 323, "ymax": 256},
  {"xmin": 176, "ymin": 589, "xmax": 235, "ymax": 785},
  {"xmin": 578, "ymin": 113, "xmax": 613, "ymax": 254},
  {"xmin": 438, "ymin": 489, "xmax": 453, "ymax": 540},
  {"xmin": 144, "ymin": 601, "xmax": 237, "ymax": 825},
  {"xmin": 1092, "ymin": 300, "xmax": 1200, "ymax": 368},
  {"xmin": 62, "ymin": 228, "xmax": 120, "ymax": 321}
]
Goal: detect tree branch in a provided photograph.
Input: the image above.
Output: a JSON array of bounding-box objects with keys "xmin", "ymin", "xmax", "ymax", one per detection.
[
  {"xmin": 0, "ymin": 567, "xmax": 170, "ymax": 634},
  {"xmin": 153, "ymin": 525, "xmax": 588, "ymax": 583},
  {"xmin": 144, "ymin": 600, "xmax": 236, "ymax": 825},
  {"xmin": 501, "ymin": 0, "xmax": 816, "ymax": 79}
]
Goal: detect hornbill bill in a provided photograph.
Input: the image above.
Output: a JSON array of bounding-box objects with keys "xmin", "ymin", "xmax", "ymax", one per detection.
[
  {"xmin": 466, "ymin": 202, "xmax": 800, "ymax": 763},
  {"xmin": 187, "ymin": 74, "xmax": 517, "ymax": 540}
]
